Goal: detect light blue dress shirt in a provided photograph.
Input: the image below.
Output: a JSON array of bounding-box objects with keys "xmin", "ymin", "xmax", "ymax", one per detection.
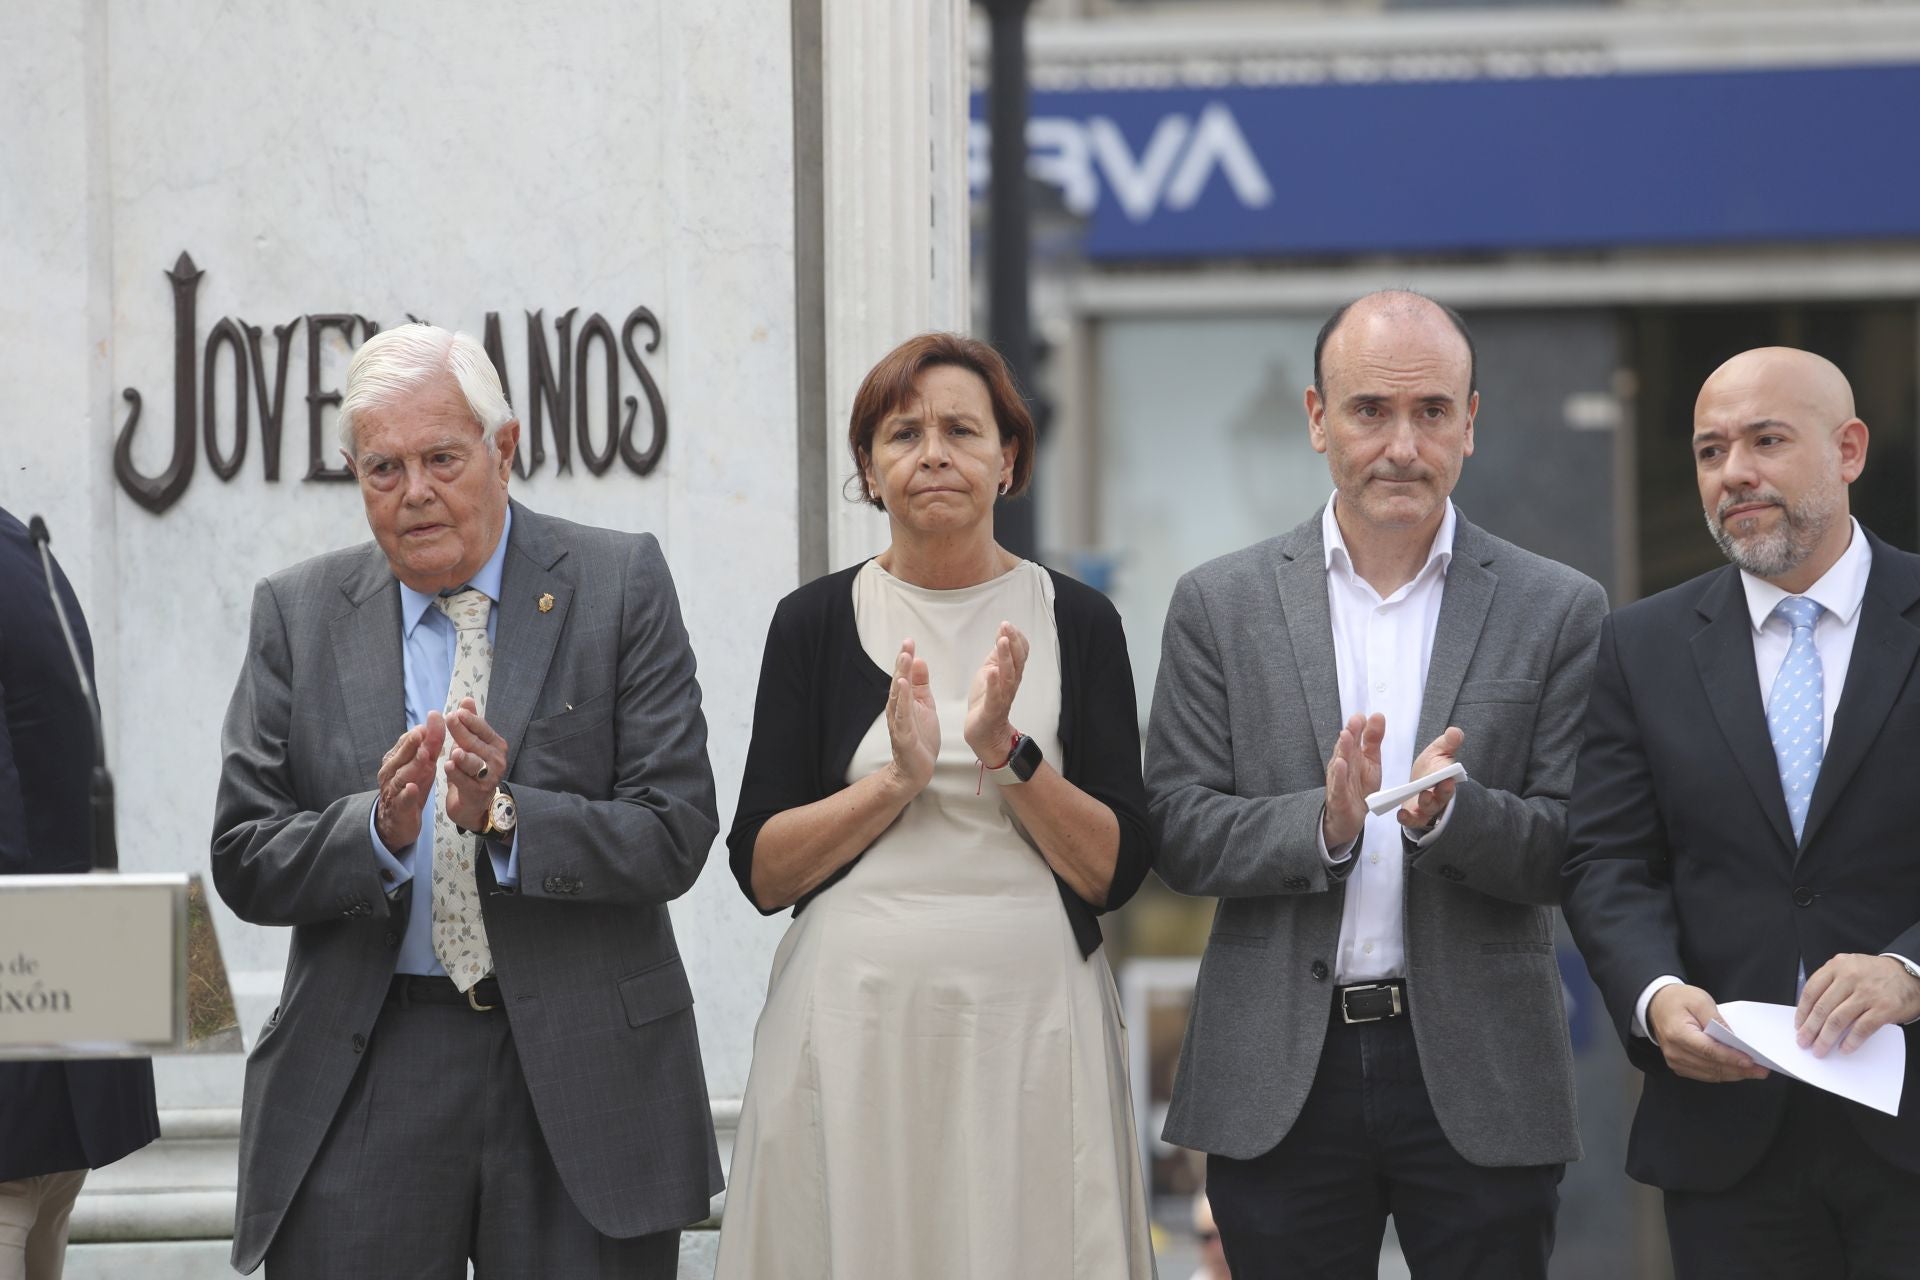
[{"xmin": 370, "ymin": 508, "xmax": 519, "ymax": 976}]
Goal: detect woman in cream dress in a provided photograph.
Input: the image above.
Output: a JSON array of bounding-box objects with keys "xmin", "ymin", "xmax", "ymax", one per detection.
[{"xmin": 717, "ymin": 334, "xmax": 1157, "ymax": 1279}]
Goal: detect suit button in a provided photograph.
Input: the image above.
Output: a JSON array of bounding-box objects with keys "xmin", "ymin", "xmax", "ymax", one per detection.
[
  {"xmin": 1794, "ymin": 886, "xmax": 1816, "ymax": 907},
  {"xmin": 1310, "ymin": 960, "xmax": 1329, "ymax": 981},
  {"xmin": 1439, "ymin": 865, "xmax": 1465, "ymax": 882},
  {"xmin": 1283, "ymin": 875, "xmax": 1308, "ymax": 892},
  {"xmin": 385, "ymin": 931, "xmax": 400, "ymax": 949},
  {"xmin": 351, "ymin": 1033, "xmax": 366, "ymax": 1053}
]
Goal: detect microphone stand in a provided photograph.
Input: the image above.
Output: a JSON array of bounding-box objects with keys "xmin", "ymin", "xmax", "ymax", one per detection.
[{"xmin": 26, "ymin": 516, "xmax": 118, "ymax": 873}]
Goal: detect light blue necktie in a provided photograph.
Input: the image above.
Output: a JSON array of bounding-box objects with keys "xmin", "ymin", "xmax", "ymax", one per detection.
[{"xmin": 1766, "ymin": 595, "xmax": 1825, "ymax": 844}]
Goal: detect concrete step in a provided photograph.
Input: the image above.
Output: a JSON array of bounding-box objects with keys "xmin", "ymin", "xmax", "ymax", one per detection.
[{"xmin": 67, "ymin": 1233, "xmax": 721, "ymax": 1279}]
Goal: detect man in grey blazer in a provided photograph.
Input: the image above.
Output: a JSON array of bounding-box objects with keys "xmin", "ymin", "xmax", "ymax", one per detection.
[
  {"xmin": 1147, "ymin": 291, "xmax": 1607, "ymax": 1278},
  {"xmin": 212, "ymin": 325, "xmax": 721, "ymax": 1277}
]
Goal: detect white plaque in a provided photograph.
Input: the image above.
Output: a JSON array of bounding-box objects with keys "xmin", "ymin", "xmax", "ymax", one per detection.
[{"xmin": 0, "ymin": 873, "xmax": 188, "ymax": 1058}]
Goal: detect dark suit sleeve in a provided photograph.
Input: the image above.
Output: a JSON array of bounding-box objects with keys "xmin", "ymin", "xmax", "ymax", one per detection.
[
  {"xmin": 211, "ymin": 577, "xmax": 394, "ymax": 927},
  {"xmin": 1561, "ymin": 611, "xmax": 1687, "ymax": 1065},
  {"xmin": 512, "ymin": 534, "xmax": 719, "ymax": 905},
  {"xmin": 726, "ymin": 599, "xmax": 812, "ymax": 914},
  {"xmin": 1147, "ymin": 572, "xmax": 1353, "ymax": 899},
  {"xmin": 1407, "ymin": 576, "xmax": 1608, "ymax": 906},
  {"xmin": 0, "ymin": 672, "xmax": 29, "ymax": 875},
  {"xmin": 1070, "ymin": 590, "xmax": 1154, "ymax": 914}
]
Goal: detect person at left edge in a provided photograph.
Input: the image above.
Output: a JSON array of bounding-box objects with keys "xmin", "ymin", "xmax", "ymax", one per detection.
[
  {"xmin": 210, "ymin": 324, "xmax": 721, "ymax": 1278},
  {"xmin": 0, "ymin": 506, "xmax": 159, "ymax": 1280}
]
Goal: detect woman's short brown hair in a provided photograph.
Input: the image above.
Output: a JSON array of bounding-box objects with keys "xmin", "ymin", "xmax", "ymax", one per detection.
[{"xmin": 847, "ymin": 332, "xmax": 1036, "ymax": 510}]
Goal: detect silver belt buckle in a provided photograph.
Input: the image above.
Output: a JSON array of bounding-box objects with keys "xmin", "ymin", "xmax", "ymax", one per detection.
[{"xmin": 1340, "ymin": 982, "xmax": 1402, "ymax": 1024}]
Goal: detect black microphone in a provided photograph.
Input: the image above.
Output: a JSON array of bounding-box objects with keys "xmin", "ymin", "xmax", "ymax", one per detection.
[{"xmin": 27, "ymin": 515, "xmax": 118, "ymax": 873}]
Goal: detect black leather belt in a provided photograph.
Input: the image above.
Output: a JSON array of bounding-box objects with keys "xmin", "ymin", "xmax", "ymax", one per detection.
[
  {"xmin": 389, "ymin": 974, "xmax": 502, "ymax": 1012},
  {"xmin": 1336, "ymin": 980, "xmax": 1407, "ymax": 1024}
]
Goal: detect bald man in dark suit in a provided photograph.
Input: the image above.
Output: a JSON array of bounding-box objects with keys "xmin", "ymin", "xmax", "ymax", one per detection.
[{"xmin": 1565, "ymin": 348, "xmax": 1920, "ymax": 1279}]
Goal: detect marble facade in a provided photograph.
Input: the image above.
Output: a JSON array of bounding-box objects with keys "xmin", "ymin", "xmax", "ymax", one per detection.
[{"xmin": 2, "ymin": 1, "xmax": 968, "ymax": 1274}]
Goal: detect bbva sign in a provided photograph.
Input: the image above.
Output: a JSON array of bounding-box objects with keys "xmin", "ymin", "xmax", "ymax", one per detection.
[{"xmin": 968, "ymin": 101, "xmax": 1273, "ymax": 224}]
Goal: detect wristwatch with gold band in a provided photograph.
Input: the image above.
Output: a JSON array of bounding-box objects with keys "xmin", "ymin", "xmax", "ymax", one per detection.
[{"xmin": 483, "ymin": 785, "xmax": 517, "ymax": 840}]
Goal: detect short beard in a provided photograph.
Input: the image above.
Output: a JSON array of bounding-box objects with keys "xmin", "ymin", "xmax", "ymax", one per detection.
[{"xmin": 1705, "ymin": 487, "xmax": 1836, "ymax": 580}]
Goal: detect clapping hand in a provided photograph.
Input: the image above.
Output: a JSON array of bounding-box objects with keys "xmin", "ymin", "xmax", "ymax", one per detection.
[
  {"xmin": 376, "ymin": 713, "xmax": 445, "ymax": 850},
  {"xmin": 886, "ymin": 639, "xmax": 939, "ymax": 793},
  {"xmin": 443, "ymin": 696, "xmax": 509, "ymax": 834},
  {"xmin": 1398, "ymin": 726, "xmax": 1465, "ymax": 833},
  {"xmin": 1322, "ymin": 713, "xmax": 1385, "ymax": 850},
  {"xmin": 965, "ymin": 621, "xmax": 1029, "ymax": 763}
]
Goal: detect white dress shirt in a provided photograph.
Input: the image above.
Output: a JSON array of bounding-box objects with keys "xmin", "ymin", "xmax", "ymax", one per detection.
[
  {"xmin": 1634, "ymin": 518, "xmax": 1879, "ymax": 1036},
  {"xmin": 1319, "ymin": 495, "xmax": 1458, "ymax": 984}
]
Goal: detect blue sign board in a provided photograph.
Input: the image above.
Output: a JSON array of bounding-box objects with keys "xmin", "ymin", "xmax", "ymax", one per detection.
[{"xmin": 969, "ymin": 64, "xmax": 1920, "ymax": 261}]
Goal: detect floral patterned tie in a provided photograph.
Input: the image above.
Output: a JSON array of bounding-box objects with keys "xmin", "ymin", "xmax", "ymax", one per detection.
[{"xmin": 430, "ymin": 588, "xmax": 494, "ymax": 990}]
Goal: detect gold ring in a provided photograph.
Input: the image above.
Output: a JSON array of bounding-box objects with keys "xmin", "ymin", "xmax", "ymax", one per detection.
[{"xmin": 476, "ymin": 762, "xmax": 489, "ymax": 780}]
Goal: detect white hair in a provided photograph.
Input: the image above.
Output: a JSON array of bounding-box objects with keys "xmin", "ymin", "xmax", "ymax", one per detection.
[{"xmin": 337, "ymin": 324, "xmax": 515, "ymax": 455}]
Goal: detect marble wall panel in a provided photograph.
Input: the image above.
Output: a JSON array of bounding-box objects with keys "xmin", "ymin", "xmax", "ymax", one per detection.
[{"xmin": 11, "ymin": 0, "xmax": 802, "ymax": 1106}]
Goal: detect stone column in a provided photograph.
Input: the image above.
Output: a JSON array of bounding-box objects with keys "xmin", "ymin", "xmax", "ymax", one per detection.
[{"xmin": 803, "ymin": 0, "xmax": 972, "ymax": 573}]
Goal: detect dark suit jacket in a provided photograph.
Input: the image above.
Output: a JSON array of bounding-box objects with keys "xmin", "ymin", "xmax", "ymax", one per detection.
[
  {"xmin": 211, "ymin": 502, "xmax": 722, "ymax": 1271},
  {"xmin": 0, "ymin": 506, "xmax": 159, "ymax": 1183},
  {"xmin": 1563, "ymin": 529, "xmax": 1920, "ymax": 1191}
]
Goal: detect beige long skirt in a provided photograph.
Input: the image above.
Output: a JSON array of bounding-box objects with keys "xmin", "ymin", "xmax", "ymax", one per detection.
[{"xmin": 715, "ymin": 561, "xmax": 1155, "ymax": 1279}]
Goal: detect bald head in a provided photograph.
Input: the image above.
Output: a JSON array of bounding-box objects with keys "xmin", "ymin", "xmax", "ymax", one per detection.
[
  {"xmin": 1313, "ymin": 290, "xmax": 1477, "ymax": 398},
  {"xmin": 1305, "ymin": 289, "xmax": 1479, "ymax": 550},
  {"xmin": 1696, "ymin": 346, "xmax": 1857, "ymax": 432},
  {"xmin": 1693, "ymin": 345, "xmax": 1869, "ymax": 590}
]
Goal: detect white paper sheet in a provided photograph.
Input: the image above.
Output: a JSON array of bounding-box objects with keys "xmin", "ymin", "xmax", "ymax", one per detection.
[
  {"xmin": 1705, "ymin": 999, "xmax": 1906, "ymax": 1116},
  {"xmin": 1364, "ymin": 761, "xmax": 1467, "ymax": 816}
]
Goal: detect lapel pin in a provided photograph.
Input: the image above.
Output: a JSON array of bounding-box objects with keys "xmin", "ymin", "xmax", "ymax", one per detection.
[{"xmin": 538, "ymin": 592, "xmax": 555, "ymax": 613}]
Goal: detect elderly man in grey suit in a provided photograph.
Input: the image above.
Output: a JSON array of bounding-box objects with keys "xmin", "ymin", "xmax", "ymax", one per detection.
[
  {"xmin": 1147, "ymin": 291, "xmax": 1607, "ymax": 1279},
  {"xmin": 212, "ymin": 324, "xmax": 721, "ymax": 1277}
]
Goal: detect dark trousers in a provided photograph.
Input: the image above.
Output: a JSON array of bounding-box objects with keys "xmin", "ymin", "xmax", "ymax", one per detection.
[
  {"xmin": 1664, "ymin": 1084, "xmax": 1920, "ymax": 1280},
  {"xmin": 1207, "ymin": 1000, "xmax": 1561, "ymax": 1280},
  {"xmin": 265, "ymin": 979, "xmax": 679, "ymax": 1280}
]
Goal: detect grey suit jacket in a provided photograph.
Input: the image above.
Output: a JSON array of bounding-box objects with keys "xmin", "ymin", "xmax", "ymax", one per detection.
[
  {"xmin": 1147, "ymin": 508, "xmax": 1606, "ymax": 1168},
  {"xmin": 212, "ymin": 502, "xmax": 723, "ymax": 1272}
]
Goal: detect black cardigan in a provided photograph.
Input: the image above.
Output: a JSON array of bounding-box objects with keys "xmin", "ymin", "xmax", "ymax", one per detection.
[{"xmin": 726, "ymin": 560, "xmax": 1154, "ymax": 958}]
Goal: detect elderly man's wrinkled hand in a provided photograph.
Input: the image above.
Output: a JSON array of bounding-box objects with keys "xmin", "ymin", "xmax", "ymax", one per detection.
[
  {"xmin": 443, "ymin": 697, "xmax": 509, "ymax": 833},
  {"xmin": 376, "ymin": 713, "xmax": 445, "ymax": 850}
]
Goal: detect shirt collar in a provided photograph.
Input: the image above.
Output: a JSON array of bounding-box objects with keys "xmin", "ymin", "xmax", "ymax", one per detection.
[
  {"xmin": 399, "ymin": 506, "xmax": 513, "ymax": 637},
  {"xmin": 1740, "ymin": 515, "xmax": 1869, "ymax": 634},
  {"xmin": 1321, "ymin": 493, "xmax": 1457, "ymax": 587}
]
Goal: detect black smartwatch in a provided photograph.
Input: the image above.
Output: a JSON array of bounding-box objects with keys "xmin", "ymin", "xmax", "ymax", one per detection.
[{"xmin": 984, "ymin": 732, "xmax": 1043, "ymax": 786}]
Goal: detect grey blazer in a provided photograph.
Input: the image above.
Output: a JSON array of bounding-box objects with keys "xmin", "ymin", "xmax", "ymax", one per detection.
[
  {"xmin": 212, "ymin": 502, "xmax": 723, "ymax": 1272},
  {"xmin": 1146, "ymin": 508, "xmax": 1606, "ymax": 1168}
]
